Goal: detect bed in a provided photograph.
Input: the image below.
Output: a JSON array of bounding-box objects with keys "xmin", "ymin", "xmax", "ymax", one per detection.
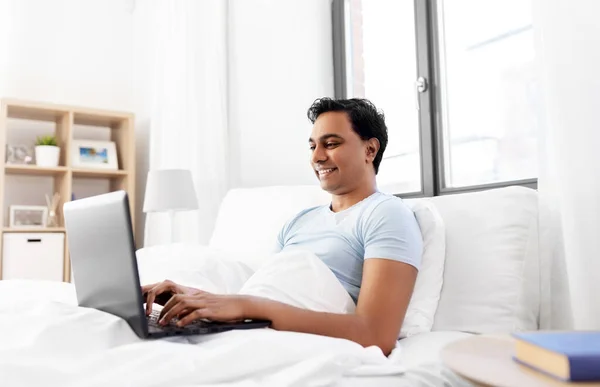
[{"xmin": 0, "ymin": 184, "xmax": 555, "ymax": 386}]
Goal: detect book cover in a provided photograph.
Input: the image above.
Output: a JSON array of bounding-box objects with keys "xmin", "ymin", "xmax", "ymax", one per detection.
[{"xmin": 513, "ymin": 331, "xmax": 600, "ymax": 382}]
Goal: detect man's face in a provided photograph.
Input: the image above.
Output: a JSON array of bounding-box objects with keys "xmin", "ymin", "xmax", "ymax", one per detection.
[{"xmin": 309, "ymin": 111, "xmax": 374, "ymax": 194}]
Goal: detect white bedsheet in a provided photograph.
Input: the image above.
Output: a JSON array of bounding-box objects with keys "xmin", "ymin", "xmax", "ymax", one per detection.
[
  {"xmin": 0, "ymin": 248, "xmax": 396, "ymax": 387},
  {"xmin": 0, "ymin": 247, "xmax": 470, "ymax": 387},
  {"xmin": 0, "ymin": 280, "xmax": 404, "ymax": 387}
]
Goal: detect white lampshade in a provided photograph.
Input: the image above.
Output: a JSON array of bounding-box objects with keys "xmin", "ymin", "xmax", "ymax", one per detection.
[{"xmin": 143, "ymin": 169, "xmax": 199, "ymax": 213}]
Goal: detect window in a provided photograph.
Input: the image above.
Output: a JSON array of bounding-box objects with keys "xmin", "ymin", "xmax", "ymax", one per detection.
[
  {"xmin": 333, "ymin": 0, "xmax": 538, "ymax": 196},
  {"xmin": 341, "ymin": 0, "xmax": 421, "ymax": 195}
]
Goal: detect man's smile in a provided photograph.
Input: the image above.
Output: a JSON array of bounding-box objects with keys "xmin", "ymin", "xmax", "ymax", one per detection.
[{"xmin": 315, "ymin": 167, "xmax": 338, "ymax": 179}]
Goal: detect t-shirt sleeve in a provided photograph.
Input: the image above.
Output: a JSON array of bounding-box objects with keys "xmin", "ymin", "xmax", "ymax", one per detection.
[
  {"xmin": 363, "ymin": 198, "xmax": 423, "ymax": 270},
  {"xmin": 273, "ymin": 211, "xmax": 301, "ymax": 253}
]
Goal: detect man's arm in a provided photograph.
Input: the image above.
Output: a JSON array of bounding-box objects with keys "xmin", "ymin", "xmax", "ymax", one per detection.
[{"xmin": 245, "ymin": 258, "xmax": 417, "ymax": 356}]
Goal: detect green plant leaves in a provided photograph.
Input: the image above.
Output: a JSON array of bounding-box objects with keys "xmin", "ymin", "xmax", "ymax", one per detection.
[{"xmin": 35, "ymin": 135, "xmax": 57, "ymax": 146}]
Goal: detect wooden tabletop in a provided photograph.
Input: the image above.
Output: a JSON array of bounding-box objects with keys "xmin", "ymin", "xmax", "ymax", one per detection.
[{"xmin": 441, "ymin": 334, "xmax": 600, "ymax": 387}]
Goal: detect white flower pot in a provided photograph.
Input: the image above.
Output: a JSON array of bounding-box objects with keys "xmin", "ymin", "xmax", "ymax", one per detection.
[{"xmin": 35, "ymin": 145, "xmax": 60, "ymax": 167}]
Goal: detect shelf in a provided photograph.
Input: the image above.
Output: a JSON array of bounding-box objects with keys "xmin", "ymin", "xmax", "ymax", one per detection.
[
  {"xmin": 3, "ymin": 98, "xmax": 132, "ymax": 126},
  {"xmin": 4, "ymin": 164, "xmax": 68, "ymax": 176},
  {"xmin": 3, "ymin": 165, "xmax": 128, "ymax": 178},
  {"xmin": 73, "ymin": 111, "xmax": 131, "ymax": 127},
  {"xmin": 72, "ymin": 168, "xmax": 128, "ymax": 178},
  {"xmin": 1, "ymin": 98, "xmax": 136, "ymax": 282},
  {"xmin": 2, "ymin": 227, "xmax": 65, "ymax": 233},
  {"xmin": 5, "ymin": 101, "xmax": 68, "ymax": 122}
]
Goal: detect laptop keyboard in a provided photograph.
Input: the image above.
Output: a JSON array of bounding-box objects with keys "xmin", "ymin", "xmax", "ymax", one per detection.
[
  {"xmin": 147, "ymin": 310, "xmax": 214, "ymax": 329},
  {"xmin": 147, "ymin": 310, "xmax": 181, "ymax": 329}
]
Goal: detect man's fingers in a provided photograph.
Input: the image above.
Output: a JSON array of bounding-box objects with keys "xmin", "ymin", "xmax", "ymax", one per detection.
[
  {"xmin": 159, "ymin": 293, "xmax": 187, "ymax": 321},
  {"xmin": 141, "ymin": 283, "xmax": 157, "ymax": 294},
  {"xmin": 177, "ymin": 309, "xmax": 208, "ymax": 327},
  {"xmin": 141, "ymin": 283, "xmax": 157, "ymax": 306},
  {"xmin": 160, "ymin": 296, "xmax": 202, "ymax": 325},
  {"xmin": 145, "ymin": 290, "xmax": 156, "ymax": 315},
  {"xmin": 145, "ymin": 283, "xmax": 170, "ymax": 315},
  {"xmin": 142, "ymin": 280, "xmax": 188, "ymax": 316}
]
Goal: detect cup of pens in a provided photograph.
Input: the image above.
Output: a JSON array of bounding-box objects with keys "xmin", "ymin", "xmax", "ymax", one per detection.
[{"xmin": 45, "ymin": 192, "xmax": 60, "ymax": 228}]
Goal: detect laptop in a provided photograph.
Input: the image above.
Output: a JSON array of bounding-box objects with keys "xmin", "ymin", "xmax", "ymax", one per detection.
[{"xmin": 63, "ymin": 190, "xmax": 271, "ymax": 339}]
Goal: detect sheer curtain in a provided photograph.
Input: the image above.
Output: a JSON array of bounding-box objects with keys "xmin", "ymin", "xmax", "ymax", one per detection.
[
  {"xmin": 143, "ymin": 0, "xmax": 229, "ymax": 246},
  {"xmin": 534, "ymin": 0, "xmax": 600, "ymax": 330},
  {"xmin": 0, "ymin": 0, "xmax": 10, "ymax": 93}
]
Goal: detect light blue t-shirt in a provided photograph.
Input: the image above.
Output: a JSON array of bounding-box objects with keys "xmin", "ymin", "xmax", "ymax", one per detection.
[{"xmin": 275, "ymin": 191, "xmax": 423, "ymax": 304}]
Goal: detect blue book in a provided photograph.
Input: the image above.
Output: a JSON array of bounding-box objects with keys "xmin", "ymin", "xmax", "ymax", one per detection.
[{"xmin": 513, "ymin": 331, "xmax": 600, "ymax": 382}]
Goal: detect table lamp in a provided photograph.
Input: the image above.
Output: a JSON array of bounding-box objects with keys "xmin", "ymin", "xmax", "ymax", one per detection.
[{"xmin": 143, "ymin": 169, "xmax": 199, "ymax": 243}]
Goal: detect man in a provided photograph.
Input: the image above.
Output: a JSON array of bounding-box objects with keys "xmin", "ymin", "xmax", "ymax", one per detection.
[{"xmin": 143, "ymin": 98, "xmax": 422, "ymax": 356}]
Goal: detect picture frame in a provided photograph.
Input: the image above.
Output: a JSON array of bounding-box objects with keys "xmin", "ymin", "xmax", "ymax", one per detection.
[
  {"xmin": 9, "ymin": 205, "xmax": 48, "ymax": 229},
  {"xmin": 71, "ymin": 140, "xmax": 119, "ymax": 170},
  {"xmin": 6, "ymin": 144, "xmax": 34, "ymax": 165}
]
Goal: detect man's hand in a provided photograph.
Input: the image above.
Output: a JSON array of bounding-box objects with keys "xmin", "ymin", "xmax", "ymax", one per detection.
[
  {"xmin": 141, "ymin": 280, "xmax": 200, "ymax": 316},
  {"xmin": 158, "ymin": 292, "xmax": 251, "ymax": 326}
]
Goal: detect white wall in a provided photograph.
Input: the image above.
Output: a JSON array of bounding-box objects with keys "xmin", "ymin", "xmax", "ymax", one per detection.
[
  {"xmin": 228, "ymin": 0, "xmax": 334, "ymax": 189},
  {"xmin": 0, "ymin": 0, "xmax": 148, "ymax": 244},
  {"xmin": 1, "ymin": 0, "xmax": 134, "ymax": 110}
]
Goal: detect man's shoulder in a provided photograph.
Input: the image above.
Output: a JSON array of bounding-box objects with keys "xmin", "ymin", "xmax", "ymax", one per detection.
[
  {"xmin": 360, "ymin": 192, "xmax": 415, "ymax": 225},
  {"xmin": 367, "ymin": 192, "xmax": 410, "ymax": 213}
]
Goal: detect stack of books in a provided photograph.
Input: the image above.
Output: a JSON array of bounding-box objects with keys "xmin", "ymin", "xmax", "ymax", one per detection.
[{"xmin": 513, "ymin": 331, "xmax": 600, "ymax": 382}]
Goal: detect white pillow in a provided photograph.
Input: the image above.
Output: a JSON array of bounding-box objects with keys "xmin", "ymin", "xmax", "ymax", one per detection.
[
  {"xmin": 401, "ymin": 198, "xmax": 446, "ymax": 337},
  {"xmin": 135, "ymin": 244, "xmax": 255, "ymax": 293},
  {"xmin": 209, "ymin": 185, "xmax": 329, "ymax": 269},
  {"xmin": 429, "ymin": 186, "xmax": 539, "ymax": 333}
]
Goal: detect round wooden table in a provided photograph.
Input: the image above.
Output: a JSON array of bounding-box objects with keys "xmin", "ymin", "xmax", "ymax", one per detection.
[{"xmin": 441, "ymin": 334, "xmax": 600, "ymax": 387}]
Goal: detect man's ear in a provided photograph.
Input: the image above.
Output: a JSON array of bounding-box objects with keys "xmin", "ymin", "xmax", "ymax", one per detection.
[{"xmin": 365, "ymin": 138, "xmax": 380, "ymax": 161}]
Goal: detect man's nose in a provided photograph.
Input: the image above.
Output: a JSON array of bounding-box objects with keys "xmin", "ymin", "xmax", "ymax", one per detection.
[{"xmin": 311, "ymin": 145, "xmax": 327, "ymax": 164}]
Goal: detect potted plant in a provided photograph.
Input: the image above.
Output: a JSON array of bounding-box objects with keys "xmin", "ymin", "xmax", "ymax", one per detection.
[{"xmin": 34, "ymin": 135, "xmax": 60, "ymax": 167}]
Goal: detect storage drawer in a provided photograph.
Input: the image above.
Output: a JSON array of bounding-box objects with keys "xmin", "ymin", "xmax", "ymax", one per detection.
[{"xmin": 2, "ymin": 233, "xmax": 64, "ymax": 281}]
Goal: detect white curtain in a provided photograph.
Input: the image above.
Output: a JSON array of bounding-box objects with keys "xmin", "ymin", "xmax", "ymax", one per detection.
[
  {"xmin": 0, "ymin": 1, "xmax": 10, "ymax": 93},
  {"xmin": 143, "ymin": 0, "xmax": 229, "ymax": 246},
  {"xmin": 534, "ymin": 0, "xmax": 600, "ymax": 329}
]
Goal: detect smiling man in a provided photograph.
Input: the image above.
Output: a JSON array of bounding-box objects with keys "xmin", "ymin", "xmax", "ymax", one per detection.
[
  {"xmin": 276, "ymin": 98, "xmax": 423, "ymax": 309},
  {"xmin": 144, "ymin": 98, "xmax": 423, "ymax": 356}
]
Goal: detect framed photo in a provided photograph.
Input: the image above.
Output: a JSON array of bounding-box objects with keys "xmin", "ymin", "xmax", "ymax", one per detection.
[
  {"xmin": 9, "ymin": 205, "xmax": 48, "ymax": 228},
  {"xmin": 71, "ymin": 140, "xmax": 119, "ymax": 170},
  {"xmin": 6, "ymin": 144, "xmax": 34, "ymax": 164}
]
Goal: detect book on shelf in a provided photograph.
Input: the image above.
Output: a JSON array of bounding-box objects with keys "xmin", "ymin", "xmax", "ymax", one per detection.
[{"xmin": 513, "ymin": 331, "xmax": 600, "ymax": 382}]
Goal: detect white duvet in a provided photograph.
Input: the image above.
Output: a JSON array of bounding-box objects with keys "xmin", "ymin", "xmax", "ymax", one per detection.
[{"xmin": 0, "ymin": 246, "xmax": 408, "ymax": 387}]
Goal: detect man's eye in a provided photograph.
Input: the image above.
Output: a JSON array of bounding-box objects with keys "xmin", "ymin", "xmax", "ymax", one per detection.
[
  {"xmin": 326, "ymin": 143, "xmax": 338, "ymax": 148},
  {"xmin": 309, "ymin": 145, "xmax": 316, "ymax": 151}
]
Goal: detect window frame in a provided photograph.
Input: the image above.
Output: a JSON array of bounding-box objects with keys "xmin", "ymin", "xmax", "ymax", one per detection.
[{"xmin": 331, "ymin": 0, "xmax": 537, "ymax": 198}]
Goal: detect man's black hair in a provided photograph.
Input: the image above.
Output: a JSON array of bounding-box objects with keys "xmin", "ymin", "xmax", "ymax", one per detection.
[{"xmin": 307, "ymin": 97, "xmax": 388, "ymax": 174}]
